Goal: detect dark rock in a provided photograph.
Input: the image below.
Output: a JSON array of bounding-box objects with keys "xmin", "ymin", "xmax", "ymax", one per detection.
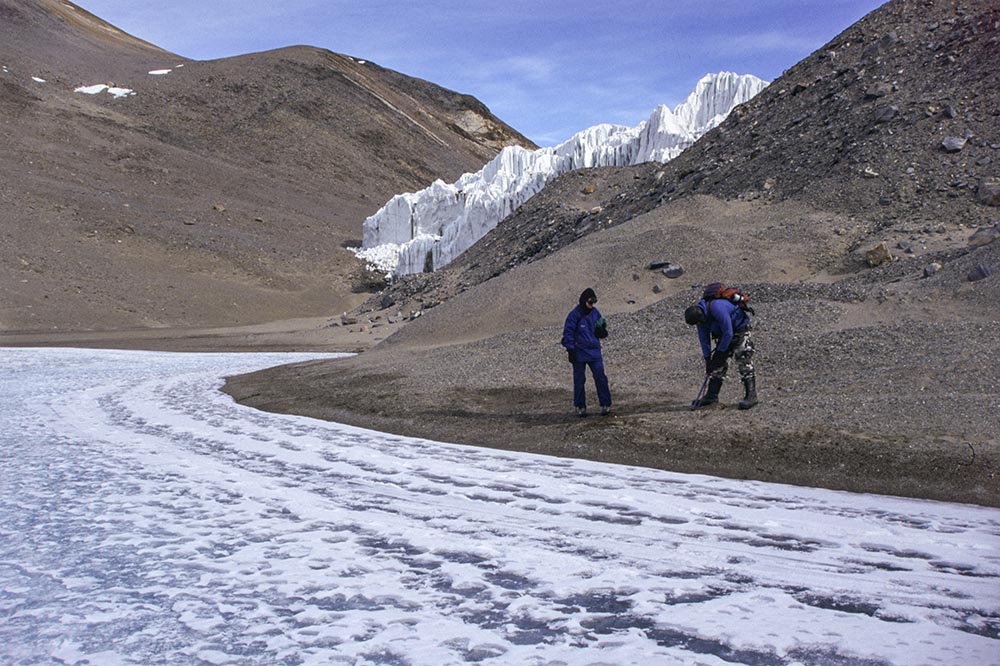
[
  {"xmin": 975, "ymin": 178, "xmax": 1000, "ymax": 207},
  {"xmin": 968, "ymin": 224, "xmax": 999, "ymax": 247},
  {"xmin": 874, "ymin": 106, "xmax": 898, "ymax": 123},
  {"xmin": 662, "ymin": 265, "xmax": 685, "ymax": 279},
  {"xmin": 967, "ymin": 264, "xmax": 995, "ymax": 282},
  {"xmin": 942, "ymin": 136, "xmax": 967, "ymax": 152},
  {"xmin": 865, "ymin": 82, "xmax": 893, "ymax": 99}
]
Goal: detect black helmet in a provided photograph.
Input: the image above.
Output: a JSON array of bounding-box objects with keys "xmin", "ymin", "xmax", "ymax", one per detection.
[
  {"xmin": 684, "ymin": 304, "xmax": 706, "ymax": 325},
  {"xmin": 579, "ymin": 288, "xmax": 597, "ymax": 307}
]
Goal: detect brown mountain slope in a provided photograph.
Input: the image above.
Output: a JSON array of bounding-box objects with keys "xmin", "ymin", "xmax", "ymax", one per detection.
[
  {"xmin": 0, "ymin": 0, "xmax": 534, "ymax": 332},
  {"xmin": 227, "ymin": 0, "xmax": 1000, "ymax": 506}
]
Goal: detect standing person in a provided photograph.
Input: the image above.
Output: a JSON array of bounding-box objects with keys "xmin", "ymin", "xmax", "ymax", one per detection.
[
  {"xmin": 684, "ymin": 283, "xmax": 758, "ymax": 409},
  {"xmin": 561, "ymin": 288, "xmax": 612, "ymax": 417}
]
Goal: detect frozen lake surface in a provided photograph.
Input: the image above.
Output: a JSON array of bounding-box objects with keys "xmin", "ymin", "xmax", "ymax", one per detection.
[{"xmin": 1, "ymin": 348, "xmax": 998, "ymax": 665}]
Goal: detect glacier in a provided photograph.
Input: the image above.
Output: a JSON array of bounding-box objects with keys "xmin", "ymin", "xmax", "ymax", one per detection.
[{"xmin": 355, "ymin": 72, "xmax": 768, "ymax": 277}]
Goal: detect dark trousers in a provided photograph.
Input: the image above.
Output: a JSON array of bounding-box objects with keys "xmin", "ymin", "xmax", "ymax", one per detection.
[{"xmin": 573, "ymin": 359, "xmax": 611, "ymax": 408}]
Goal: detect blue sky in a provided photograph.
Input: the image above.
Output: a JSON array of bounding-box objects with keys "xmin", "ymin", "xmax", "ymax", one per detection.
[{"xmin": 73, "ymin": 0, "xmax": 886, "ymax": 146}]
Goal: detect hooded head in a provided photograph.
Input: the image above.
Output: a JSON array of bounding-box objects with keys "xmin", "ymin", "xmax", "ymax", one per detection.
[
  {"xmin": 684, "ymin": 304, "xmax": 706, "ymax": 325},
  {"xmin": 579, "ymin": 288, "xmax": 597, "ymax": 309}
]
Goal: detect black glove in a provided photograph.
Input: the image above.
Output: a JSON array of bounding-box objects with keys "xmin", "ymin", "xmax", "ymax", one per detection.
[
  {"xmin": 568, "ymin": 349, "xmax": 577, "ymax": 364},
  {"xmin": 595, "ymin": 316, "xmax": 608, "ymax": 339},
  {"xmin": 709, "ymin": 349, "xmax": 728, "ymax": 371}
]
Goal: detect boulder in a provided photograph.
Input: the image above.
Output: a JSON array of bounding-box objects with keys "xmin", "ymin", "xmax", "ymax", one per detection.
[
  {"xmin": 662, "ymin": 265, "xmax": 685, "ymax": 279},
  {"xmin": 865, "ymin": 83, "xmax": 893, "ymax": 99},
  {"xmin": 874, "ymin": 106, "xmax": 898, "ymax": 123},
  {"xmin": 942, "ymin": 136, "xmax": 967, "ymax": 152},
  {"xmin": 967, "ymin": 264, "xmax": 995, "ymax": 282},
  {"xmin": 865, "ymin": 242, "xmax": 893, "ymax": 267},
  {"xmin": 968, "ymin": 224, "xmax": 999, "ymax": 248},
  {"xmin": 975, "ymin": 178, "xmax": 1000, "ymax": 207}
]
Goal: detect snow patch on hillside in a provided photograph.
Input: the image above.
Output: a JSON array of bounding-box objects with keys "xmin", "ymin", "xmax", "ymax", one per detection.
[{"xmin": 74, "ymin": 83, "xmax": 135, "ymax": 98}]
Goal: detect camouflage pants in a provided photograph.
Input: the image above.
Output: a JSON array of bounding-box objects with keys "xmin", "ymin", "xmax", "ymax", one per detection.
[{"xmin": 710, "ymin": 328, "xmax": 755, "ymax": 381}]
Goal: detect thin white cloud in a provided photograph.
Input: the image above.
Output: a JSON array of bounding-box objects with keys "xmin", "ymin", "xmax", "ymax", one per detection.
[{"xmin": 494, "ymin": 56, "xmax": 557, "ymax": 84}]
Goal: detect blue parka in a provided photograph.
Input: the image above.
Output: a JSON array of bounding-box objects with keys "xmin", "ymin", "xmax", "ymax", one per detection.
[
  {"xmin": 695, "ymin": 298, "xmax": 750, "ymax": 359},
  {"xmin": 562, "ymin": 305, "xmax": 604, "ymax": 363}
]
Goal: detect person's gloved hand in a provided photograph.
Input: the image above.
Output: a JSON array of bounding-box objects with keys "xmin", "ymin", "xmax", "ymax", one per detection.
[
  {"xmin": 568, "ymin": 349, "xmax": 577, "ymax": 364},
  {"xmin": 709, "ymin": 349, "xmax": 728, "ymax": 371}
]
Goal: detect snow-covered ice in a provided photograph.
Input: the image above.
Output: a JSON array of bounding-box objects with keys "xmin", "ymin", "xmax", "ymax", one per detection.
[
  {"xmin": 74, "ymin": 83, "xmax": 135, "ymax": 98},
  {"xmin": 1, "ymin": 347, "xmax": 998, "ymax": 665},
  {"xmin": 355, "ymin": 72, "xmax": 767, "ymax": 277}
]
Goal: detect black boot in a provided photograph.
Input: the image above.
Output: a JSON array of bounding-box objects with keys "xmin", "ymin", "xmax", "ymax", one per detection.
[
  {"xmin": 738, "ymin": 376, "xmax": 758, "ymax": 410},
  {"xmin": 694, "ymin": 377, "xmax": 723, "ymax": 408}
]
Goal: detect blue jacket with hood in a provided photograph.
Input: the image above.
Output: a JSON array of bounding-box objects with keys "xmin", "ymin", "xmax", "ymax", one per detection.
[
  {"xmin": 562, "ymin": 305, "xmax": 604, "ymax": 363},
  {"xmin": 696, "ymin": 298, "xmax": 750, "ymax": 359}
]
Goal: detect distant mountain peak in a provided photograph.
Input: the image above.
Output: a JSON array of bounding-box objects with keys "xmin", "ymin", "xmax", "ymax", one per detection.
[{"xmin": 356, "ymin": 72, "xmax": 767, "ymax": 277}]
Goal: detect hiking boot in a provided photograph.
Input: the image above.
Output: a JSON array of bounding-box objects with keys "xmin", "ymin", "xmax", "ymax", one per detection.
[
  {"xmin": 575, "ymin": 406, "xmax": 588, "ymax": 417},
  {"xmin": 600, "ymin": 405, "xmax": 611, "ymax": 416},
  {"xmin": 738, "ymin": 376, "xmax": 758, "ymax": 410},
  {"xmin": 693, "ymin": 377, "xmax": 723, "ymax": 408}
]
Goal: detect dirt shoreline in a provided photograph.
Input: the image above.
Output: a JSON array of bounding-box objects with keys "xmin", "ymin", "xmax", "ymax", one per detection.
[
  {"xmin": 0, "ymin": 316, "xmax": 393, "ymax": 354},
  {"xmin": 226, "ymin": 365, "xmax": 998, "ymax": 508},
  {"xmin": 220, "ymin": 288, "xmax": 1000, "ymax": 509}
]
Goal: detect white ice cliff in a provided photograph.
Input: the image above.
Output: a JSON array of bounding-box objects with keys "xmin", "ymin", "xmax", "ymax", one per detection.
[{"xmin": 355, "ymin": 72, "xmax": 768, "ymax": 277}]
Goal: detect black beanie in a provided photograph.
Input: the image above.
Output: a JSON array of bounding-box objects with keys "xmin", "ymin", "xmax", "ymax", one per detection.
[
  {"xmin": 684, "ymin": 304, "xmax": 706, "ymax": 325},
  {"xmin": 579, "ymin": 288, "xmax": 597, "ymax": 306}
]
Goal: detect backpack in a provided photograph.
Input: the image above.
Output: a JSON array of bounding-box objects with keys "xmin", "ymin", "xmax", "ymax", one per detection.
[{"xmin": 702, "ymin": 282, "xmax": 755, "ymax": 315}]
